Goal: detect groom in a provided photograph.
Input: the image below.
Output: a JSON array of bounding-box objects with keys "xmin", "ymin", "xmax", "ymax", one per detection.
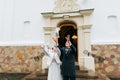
[{"xmin": 54, "ymin": 34, "xmax": 76, "ymax": 80}]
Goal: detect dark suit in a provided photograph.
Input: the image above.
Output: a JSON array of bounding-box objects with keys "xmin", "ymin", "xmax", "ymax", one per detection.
[{"xmin": 58, "ymin": 44, "xmax": 76, "ymax": 80}]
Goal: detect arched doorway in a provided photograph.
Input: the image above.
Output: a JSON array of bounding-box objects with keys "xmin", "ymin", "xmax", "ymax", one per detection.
[
  {"xmin": 42, "ymin": 9, "xmax": 95, "ymax": 71},
  {"xmin": 58, "ymin": 20, "xmax": 78, "ymax": 61}
]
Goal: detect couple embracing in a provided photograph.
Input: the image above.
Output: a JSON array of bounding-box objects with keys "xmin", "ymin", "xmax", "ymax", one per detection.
[{"xmin": 41, "ymin": 34, "xmax": 76, "ymax": 80}]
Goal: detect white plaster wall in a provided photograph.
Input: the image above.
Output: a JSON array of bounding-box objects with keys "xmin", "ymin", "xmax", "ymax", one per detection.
[
  {"xmin": 0, "ymin": 0, "xmax": 55, "ymax": 45},
  {"xmin": 78, "ymin": 0, "xmax": 120, "ymax": 44},
  {"xmin": 0, "ymin": 0, "xmax": 120, "ymax": 45}
]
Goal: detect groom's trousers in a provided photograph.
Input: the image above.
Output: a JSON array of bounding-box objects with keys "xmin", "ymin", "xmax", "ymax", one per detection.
[{"xmin": 63, "ymin": 75, "xmax": 76, "ymax": 80}]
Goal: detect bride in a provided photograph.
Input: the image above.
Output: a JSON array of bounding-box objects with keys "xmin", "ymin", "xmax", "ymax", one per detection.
[{"xmin": 41, "ymin": 39, "xmax": 62, "ymax": 80}]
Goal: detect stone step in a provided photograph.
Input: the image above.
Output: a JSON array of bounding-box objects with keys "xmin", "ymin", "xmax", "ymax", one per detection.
[
  {"xmin": 23, "ymin": 70, "xmax": 99, "ymax": 80},
  {"xmin": 76, "ymin": 70, "xmax": 88, "ymax": 73},
  {"xmin": 0, "ymin": 73, "xmax": 29, "ymax": 80},
  {"xmin": 35, "ymin": 70, "xmax": 88, "ymax": 77},
  {"xmin": 107, "ymin": 75, "xmax": 120, "ymax": 80},
  {"xmin": 25, "ymin": 76, "xmax": 47, "ymax": 80},
  {"xmin": 76, "ymin": 73, "xmax": 98, "ymax": 80},
  {"xmin": 25, "ymin": 78, "xmax": 98, "ymax": 80}
]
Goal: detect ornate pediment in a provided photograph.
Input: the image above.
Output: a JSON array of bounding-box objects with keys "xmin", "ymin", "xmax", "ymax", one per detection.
[{"xmin": 53, "ymin": 0, "xmax": 80, "ymax": 13}]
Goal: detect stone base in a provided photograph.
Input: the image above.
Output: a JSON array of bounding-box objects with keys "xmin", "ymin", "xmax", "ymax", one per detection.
[{"xmin": 79, "ymin": 57, "xmax": 95, "ymax": 71}]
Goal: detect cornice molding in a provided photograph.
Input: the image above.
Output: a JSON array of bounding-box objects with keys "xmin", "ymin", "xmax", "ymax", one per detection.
[
  {"xmin": 43, "ymin": 27, "xmax": 56, "ymax": 31},
  {"xmin": 41, "ymin": 9, "xmax": 94, "ymax": 18}
]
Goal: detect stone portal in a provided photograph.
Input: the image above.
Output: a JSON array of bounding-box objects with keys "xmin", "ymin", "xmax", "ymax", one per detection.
[{"xmin": 41, "ymin": 0, "xmax": 95, "ymax": 71}]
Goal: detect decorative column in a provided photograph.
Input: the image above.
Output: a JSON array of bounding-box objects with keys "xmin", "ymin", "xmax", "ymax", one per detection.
[{"xmin": 77, "ymin": 10, "xmax": 95, "ymax": 71}]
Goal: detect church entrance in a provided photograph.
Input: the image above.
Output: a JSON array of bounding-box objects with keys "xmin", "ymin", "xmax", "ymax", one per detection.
[
  {"xmin": 42, "ymin": 7, "xmax": 95, "ymax": 71},
  {"xmin": 58, "ymin": 21, "xmax": 78, "ymax": 61}
]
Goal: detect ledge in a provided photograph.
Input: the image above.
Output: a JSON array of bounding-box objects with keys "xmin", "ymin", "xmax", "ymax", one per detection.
[{"xmin": 107, "ymin": 75, "xmax": 120, "ymax": 80}]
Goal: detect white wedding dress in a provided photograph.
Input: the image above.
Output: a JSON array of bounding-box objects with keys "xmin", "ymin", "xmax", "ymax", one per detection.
[{"xmin": 44, "ymin": 46, "xmax": 62, "ymax": 80}]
